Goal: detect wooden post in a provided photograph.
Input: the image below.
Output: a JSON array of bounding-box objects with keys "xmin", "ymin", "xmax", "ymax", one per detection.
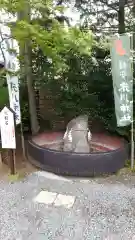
[
  {"xmin": 0, "ymin": 152, "xmax": 2, "ymax": 164},
  {"xmin": 9, "ymin": 149, "xmax": 16, "ymax": 175},
  {"xmin": 130, "ymin": 33, "xmax": 134, "ymax": 169},
  {"xmin": 131, "ymin": 120, "xmax": 134, "ymax": 169},
  {"xmin": 20, "ymin": 121, "xmax": 26, "ymax": 161}
]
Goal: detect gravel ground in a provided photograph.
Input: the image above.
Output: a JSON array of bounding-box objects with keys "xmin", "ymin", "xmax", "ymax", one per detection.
[{"xmin": 1, "ymin": 171, "xmax": 135, "ymax": 240}]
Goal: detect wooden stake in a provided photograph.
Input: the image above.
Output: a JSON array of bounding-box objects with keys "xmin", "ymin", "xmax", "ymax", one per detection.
[
  {"xmin": 131, "ymin": 120, "xmax": 134, "ymax": 169},
  {"xmin": 20, "ymin": 121, "xmax": 26, "ymax": 161},
  {"xmin": 9, "ymin": 149, "xmax": 16, "ymax": 175},
  {"xmin": 0, "ymin": 152, "xmax": 2, "ymax": 164},
  {"xmin": 130, "ymin": 33, "xmax": 134, "ymax": 169}
]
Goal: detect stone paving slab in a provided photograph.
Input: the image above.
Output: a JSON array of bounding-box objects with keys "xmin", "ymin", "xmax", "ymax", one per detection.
[{"xmin": 0, "ymin": 171, "xmax": 135, "ymax": 239}]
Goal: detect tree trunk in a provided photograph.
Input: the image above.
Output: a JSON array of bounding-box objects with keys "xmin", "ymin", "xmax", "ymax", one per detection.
[
  {"xmin": 133, "ymin": 0, "xmax": 135, "ymax": 43},
  {"xmin": 18, "ymin": 6, "xmax": 40, "ymax": 135},
  {"xmin": 118, "ymin": 0, "xmax": 125, "ymax": 34},
  {"xmin": 24, "ymin": 41, "xmax": 40, "ymax": 135},
  {"xmin": 132, "ymin": 0, "xmax": 135, "ymax": 83}
]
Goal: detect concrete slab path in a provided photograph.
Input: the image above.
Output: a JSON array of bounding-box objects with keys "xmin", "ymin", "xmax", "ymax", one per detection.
[{"xmin": 1, "ymin": 171, "xmax": 135, "ymax": 240}]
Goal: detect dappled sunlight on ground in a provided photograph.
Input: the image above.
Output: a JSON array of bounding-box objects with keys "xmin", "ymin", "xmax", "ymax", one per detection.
[
  {"xmin": 35, "ymin": 171, "xmax": 71, "ymax": 182},
  {"xmin": 33, "ymin": 190, "xmax": 75, "ymax": 209}
]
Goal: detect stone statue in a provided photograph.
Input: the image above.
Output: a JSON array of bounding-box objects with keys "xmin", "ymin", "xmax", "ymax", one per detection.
[{"xmin": 63, "ymin": 115, "xmax": 92, "ymax": 153}]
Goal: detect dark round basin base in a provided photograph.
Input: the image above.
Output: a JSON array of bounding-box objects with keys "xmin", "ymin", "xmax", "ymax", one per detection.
[{"xmin": 27, "ymin": 132, "xmax": 128, "ymax": 177}]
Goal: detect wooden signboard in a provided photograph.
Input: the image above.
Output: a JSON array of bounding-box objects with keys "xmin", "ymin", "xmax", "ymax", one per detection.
[{"xmin": 0, "ymin": 106, "xmax": 16, "ymax": 174}]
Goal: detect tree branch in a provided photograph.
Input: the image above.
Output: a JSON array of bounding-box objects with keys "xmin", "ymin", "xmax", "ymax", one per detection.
[{"xmin": 97, "ymin": 0, "xmax": 118, "ymax": 11}]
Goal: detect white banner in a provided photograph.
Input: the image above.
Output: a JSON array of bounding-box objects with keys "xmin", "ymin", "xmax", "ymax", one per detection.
[
  {"xmin": 0, "ymin": 106, "xmax": 16, "ymax": 149},
  {"xmin": 110, "ymin": 34, "xmax": 133, "ymax": 126},
  {"xmin": 6, "ymin": 74, "xmax": 21, "ymax": 125},
  {"xmin": 5, "ymin": 38, "xmax": 21, "ymax": 125},
  {"xmin": 0, "ymin": 22, "xmax": 21, "ymax": 125}
]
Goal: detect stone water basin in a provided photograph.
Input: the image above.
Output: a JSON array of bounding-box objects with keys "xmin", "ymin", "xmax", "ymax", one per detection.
[{"xmin": 27, "ymin": 131, "xmax": 128, "ymax": 177}]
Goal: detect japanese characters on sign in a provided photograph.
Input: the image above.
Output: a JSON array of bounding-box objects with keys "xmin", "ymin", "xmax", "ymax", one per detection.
[
  {"xmin": 0, "ymin": 106, "xmax": 16, "ymax": 149},
  {"xmin": 7, "ymin": 74, "xmax": 21, "ymax": 125},
  {"xmin": 0, "ymin": 27, "xmax": 20, "ymax": 125},
  {"xmin": 118, "ymin": 61, "xmax": 133, "ymax": 124},
  {"xmin": 5, "ymin": 41, "xmax": 21, "ymax": 125},
  {"xmin": 110, "ymin": 34, "xmax": 133, "ymax": 127}
]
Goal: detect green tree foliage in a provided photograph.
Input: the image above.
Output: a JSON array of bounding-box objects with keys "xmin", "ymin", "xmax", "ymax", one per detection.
[
  {"xmin": 75, "ymin": 0, "xmax": 134, "ymax": 34},
  {"xmin": 32, "ymin": 36, "xmax": 115, "ymax": 129},
  {"xmin": 32, "ymin": 31, "xmax": 134, "ymax": 140},
  {"xmin": 0, "ymin": 0, "xmax": 134, "ymax": 140},
  {"xmin": 1, "ymin": 0, "xmax": 93, "ymax": 70},
  {"xmin": 0, "ymin": 0, "xmax": 93, "ymax": 134}
]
